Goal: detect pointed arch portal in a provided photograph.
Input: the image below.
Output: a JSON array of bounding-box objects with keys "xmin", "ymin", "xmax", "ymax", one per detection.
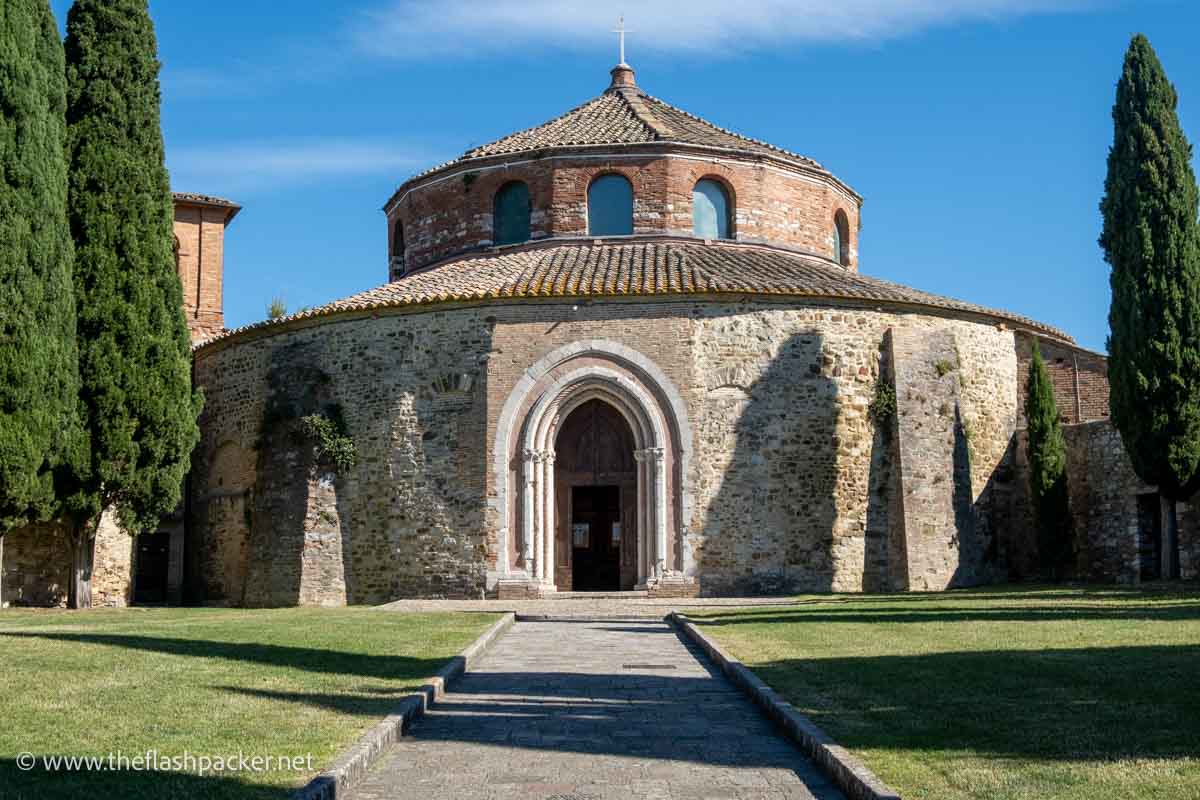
[{"xmin": 493, "ymin": 341, "xmax": 693, "ymax": 593}]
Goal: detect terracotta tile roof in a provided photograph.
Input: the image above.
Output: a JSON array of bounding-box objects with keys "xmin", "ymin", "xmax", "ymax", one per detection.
[
  {"xmin": 172, "ymin": 191, "xmax": 239, "ymax": 208},
  {"xmin": 199, "ymin": 240, "xmax": 1073, "ymax": 349},
  {"xmin": 459, "ymin": 88, "xmax": 823, "ymax": 170},
  {"xmin": 172, "ymin": 192, "xmax": 241, "ymax": 222},
  {"xmin": 390, "ymin": 83, "xmax": 830, "ymax": 201}
]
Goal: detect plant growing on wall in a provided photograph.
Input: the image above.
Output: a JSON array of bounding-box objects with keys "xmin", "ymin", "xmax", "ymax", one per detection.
[
  {"xmin": 266, "ymin": 296, "xmax": 288, "ymax": 320},
  {"xmin": 0, "ymin": 0, "xmax": 83, "ymax": 541},
  {"xmin": 868, "ymin": 378, "xmax": 896, "ymax": 426},
  {"xmin": 1101, "ymin": 34, "xmax": 1200, "ymax": 578},
  {"xmin": 299, "ymin": 414, "xmax": 357, "ymax": 473},
  {"xmin": 61, "ymin": 0, "xmax": 202, "ymax": 607},
  {"xmin": 1026, "ymin": 343, "xmax": 1072, "ymax": 578}
]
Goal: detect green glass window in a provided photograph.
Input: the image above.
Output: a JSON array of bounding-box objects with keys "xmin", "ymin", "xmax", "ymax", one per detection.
[
  {"xmin": 587, "ymin": 174, "xmax": 634, "ymax": 236},
  {"xmin": 832, "ymin": 222, "xmax": 842, "ymax": 264},
  {"xmin": 493, "ymin": 181, "xmax": 531, "ymax": 246},
  {"xmin": 693, "ymin": 179, "xmax": 731, "ymax": 239}
]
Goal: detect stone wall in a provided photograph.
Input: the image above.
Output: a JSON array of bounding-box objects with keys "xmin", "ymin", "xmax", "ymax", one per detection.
[
  {"xmin": 92, "ymin": 510, "xmax": 134, "ymax": 607},
  {"xmin": 191, "ymin": 307, "xmax": 493, "ymax": 605},
  {"xmin": 1, "ymin": 510, "xmax": 133, "ymax": 608},
  {"xmin": 888, "ymin": 324, "xmax": 1018, "ymax": 590},
  {"xmin": 388, "ymin": 151, "xmax": 860, "ymax": 275},
  {"xmin": 1, "ymin": 522, "xmax": 70, "ymax": 607},
  {"xmin": 193, "ymin": 298, "xmax": 1044, "ymax": 602}
]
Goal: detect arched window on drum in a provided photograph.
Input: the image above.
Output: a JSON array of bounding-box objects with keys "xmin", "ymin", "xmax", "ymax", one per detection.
[
  {"xmin": 692, "ymin": 179, "xmax": 732, "ymax": 240},
  {"xmin": 587, "ymin": 174, "xmax": 634, "ymax": 236},
  {"xmin": 493, "ymin": 181, "xmax": 531, "ymax": 246}
]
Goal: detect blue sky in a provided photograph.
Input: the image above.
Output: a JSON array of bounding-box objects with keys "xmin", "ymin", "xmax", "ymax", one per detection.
[{"xmin": 49, "ymin": 0, "xmax": 1200, "ymax": 352}]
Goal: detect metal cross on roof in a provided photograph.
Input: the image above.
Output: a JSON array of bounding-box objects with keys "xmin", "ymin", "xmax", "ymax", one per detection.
[{"xmin": 612, "ymin": 14, "xmax": 633, "ymax": 66}]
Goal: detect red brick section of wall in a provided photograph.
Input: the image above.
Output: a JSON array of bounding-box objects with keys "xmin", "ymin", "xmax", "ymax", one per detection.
[
  {"xmin": 1015, "ymin": 332, "xmax": 1110, "ymax": 425},
  {"xmin": 387, "ymin": 151, "xmax": 860, "ymax": 277},
  {"xmin": 174, "ymin": 197, "xmax": 239, "ymax": 343}
]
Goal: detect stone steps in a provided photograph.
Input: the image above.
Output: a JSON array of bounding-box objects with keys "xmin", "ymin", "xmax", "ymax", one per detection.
[{"xmin": 549, "ymin": 590, "xmax": 649, "ymax": 600}]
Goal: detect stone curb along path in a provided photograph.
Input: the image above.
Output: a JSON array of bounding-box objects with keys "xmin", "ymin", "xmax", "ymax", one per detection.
[
  {"xmin": 292, "ymin": 612, "xmax": 516, "ymax": 800},
  {"xmin": 668, "ymin": 612, "xmax": 902, "ymax": 800}
]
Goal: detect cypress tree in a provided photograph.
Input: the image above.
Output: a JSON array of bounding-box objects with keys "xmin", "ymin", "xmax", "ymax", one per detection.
[
  {"xmin": 0, "ymin": 1, "xmax": 83, "ymax": 534},
  {"xmin": 1025, "ymin": 343, "xmax": 1072, "ymax": 578},
  {"xmin": 1101, "ymin": 34, "xmax": 1200, "ymax": 578},
  {"xmin": 64, "ymin": 0, "xmax": 201, "ymax": 607}
]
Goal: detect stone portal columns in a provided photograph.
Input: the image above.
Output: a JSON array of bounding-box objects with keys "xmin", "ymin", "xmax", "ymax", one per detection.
[
  {"xmin": 521, "ymin": 448, "xmax": 558, "ymax": 586},
  {"xmin": 650, "ymin": 447, "xmax": 667, "ymax": 577},
  {"xmin": 634, "ymin": 449, "xmax": 648, "ymax": 583},
  {"xmin": 634, "ymin": 447, "xmax": 667, "ymax": 579},
  {"xmin": 542, "ymin": 451, "xmax": 556, "ymax": 586},
  {"xmin": 521, "ymin": 449, "xmax": 536, "ymax": 574}
]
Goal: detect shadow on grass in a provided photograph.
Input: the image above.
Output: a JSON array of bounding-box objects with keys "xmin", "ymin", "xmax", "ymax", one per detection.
[
  {"xmin": 0, "ymin": 758, "xmax": 293, "ymax": 800},
  {"xmin": 220, "ymin": 685, "xmax": 414, "ymax": 717},
  {"xmin": 752, "ymin": 644, "xmax": 1200, "ymax": 762},
  {"xmin": 0, "ymin": 631, "xmax": 450, "ymax": 681},
  {"xmin": 693, "ymin": 599, "xmax": 1200, "ymax": 626}
]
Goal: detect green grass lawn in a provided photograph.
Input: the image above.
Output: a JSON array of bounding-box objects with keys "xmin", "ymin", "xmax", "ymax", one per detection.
[
  {"xmin": 693, "ymin": 586, "xmax": 1200, "ymax": 800},
  {"xmin": 0, "ymin": 607, "xmax": 499, "ymax": 799}
]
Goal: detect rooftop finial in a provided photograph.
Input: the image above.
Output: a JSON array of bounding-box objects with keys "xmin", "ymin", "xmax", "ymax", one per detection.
[
  {"xmin": 608, "ymin": 14, "xmax": 637, "ymax": 91},
  {"xmin": 612, "ymin": 14, "xmax": 632, "ymax": 67}
]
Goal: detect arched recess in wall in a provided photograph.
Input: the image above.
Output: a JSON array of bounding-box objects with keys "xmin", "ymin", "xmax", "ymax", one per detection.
[
  {"xmin": 833, "ymin": 209, "xmax": 850, "ymax": 266},
  {"xmin": 493, "ymin": 180, "xmax": 531, "ymax": 245},
  {"xmin": 692, "ymin": 178, "xmax": 733, "ymax": 240},
  {"xmin": 391, "ymin": 219, "xmax": 405, "ymax": 279},
  {"xmin": 587, "ymin": 173, "xmax": 634, "ymax": 236},
  {"xmin": 492, "ymin": 341, "xmax": 695, "ymax": 587}
]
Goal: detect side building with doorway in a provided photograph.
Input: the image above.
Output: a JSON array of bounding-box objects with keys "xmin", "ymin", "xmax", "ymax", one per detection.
[{"xmin": 0, "ymin": 193, "xmax": 239, "ymax": 608}]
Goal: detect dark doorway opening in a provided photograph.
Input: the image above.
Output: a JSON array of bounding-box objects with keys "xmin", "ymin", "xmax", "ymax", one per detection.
[
  {"xmin": 134, "ymin": 531, "xmax": 171, "ymax": 604},
  {"xmin": 1137, "ymin": 493, "xmax": 1163, "ymax": 581},
  {"xmin": 571, "ymin": 485, "xmax": 621, "ymax": 591}
]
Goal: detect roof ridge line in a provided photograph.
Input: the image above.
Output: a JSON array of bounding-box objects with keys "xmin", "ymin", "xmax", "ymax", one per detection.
[
  {"xmin": 639, "ymin": 92, "xmax": 823, "ymax": 170},
  {"xmin": 610, "ymin": 87, "xmax": 676, "ymax": 140},
  {"xmin": 460, "ymin": 92, "xmax": 612, "ymax": 160}
]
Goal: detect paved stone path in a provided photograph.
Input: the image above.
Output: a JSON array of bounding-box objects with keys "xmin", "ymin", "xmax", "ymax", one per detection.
[
  {"xmin": 353, "ymin": 618, "xmax": 844, "ymax": 800},
  {"xmin": 377, "ymin": 596, "xmax": 812, "ymax": 618}
]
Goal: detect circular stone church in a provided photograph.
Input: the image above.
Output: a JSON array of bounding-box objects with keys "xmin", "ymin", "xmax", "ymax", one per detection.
[{"xmin": 188, "ymin": 63, "xmax": 1094, "ymax": 605}]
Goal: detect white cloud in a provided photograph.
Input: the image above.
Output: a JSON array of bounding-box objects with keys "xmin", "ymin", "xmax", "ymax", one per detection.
[
  {"xmin": 352, "ymin": 0, "xmax": 1101, "ymax": 58},
  {"xmin": 167, "ymin": 139, "xmax": 433, "ymax": 195}
]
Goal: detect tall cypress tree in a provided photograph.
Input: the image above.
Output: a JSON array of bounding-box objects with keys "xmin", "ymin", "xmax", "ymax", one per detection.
[
  {"xmin": 64, "ymin": 0, "xmax": 201, "ymax": 607},
  {"xmin": 1101, "ymin": 34, "xmax": 1200, "ymax": 579},
  {"xmin": 0, "ymin": 1, "xmax": 83, "ymax": 535},
  {"xmin": 1025, "ymin": 343, "xmax": 1072, "ymax": 578}
]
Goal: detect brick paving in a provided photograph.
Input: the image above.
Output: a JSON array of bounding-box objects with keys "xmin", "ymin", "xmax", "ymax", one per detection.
[{"xmin": 352, "ymin": 618, "xmax": 844, "ymax": 800}]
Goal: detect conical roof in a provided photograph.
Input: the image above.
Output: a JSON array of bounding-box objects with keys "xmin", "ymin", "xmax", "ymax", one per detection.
[{"xmin": 392, "ymin": 64, "xmax": 831, "ymax": 199}]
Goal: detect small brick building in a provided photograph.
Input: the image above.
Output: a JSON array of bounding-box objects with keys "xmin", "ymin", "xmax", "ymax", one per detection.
[{"xmin": 3, "ymin": 64, "xmax": 1195, "ymax": 607}]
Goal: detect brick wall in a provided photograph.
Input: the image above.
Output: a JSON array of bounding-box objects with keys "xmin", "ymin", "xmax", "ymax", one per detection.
[
  {"xmin": 1015, "ymin": 332, "xmax": 1109, "ymax": 425},
  {"xmin": 388, "ymin": 151, "xmax": 860, "ymax": 276},
  {"xmin": 174, "ymin": 200, "xmax": 234, "ymax": 343}
]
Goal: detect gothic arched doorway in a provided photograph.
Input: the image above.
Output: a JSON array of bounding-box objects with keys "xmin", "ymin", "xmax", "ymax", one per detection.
[{"xmin": 555, "ymin": 399, "xmax": 638, "ymax": 590}]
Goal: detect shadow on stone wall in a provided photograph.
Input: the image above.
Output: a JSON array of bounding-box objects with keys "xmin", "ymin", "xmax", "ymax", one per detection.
[
  {"xmin": 244, "ymin": 343, "xmax": 351, "ymax": 608},
  {"xmin": 864, "ymin": 337, "xmax": 898, "ymax": 592},
  {"xmin": 696, "ymin": 331, "xmax": 839, "ymax": 595},
  {"xmin": 388, "ymin": 372, "xmax": 489, "ymax": 600}
]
